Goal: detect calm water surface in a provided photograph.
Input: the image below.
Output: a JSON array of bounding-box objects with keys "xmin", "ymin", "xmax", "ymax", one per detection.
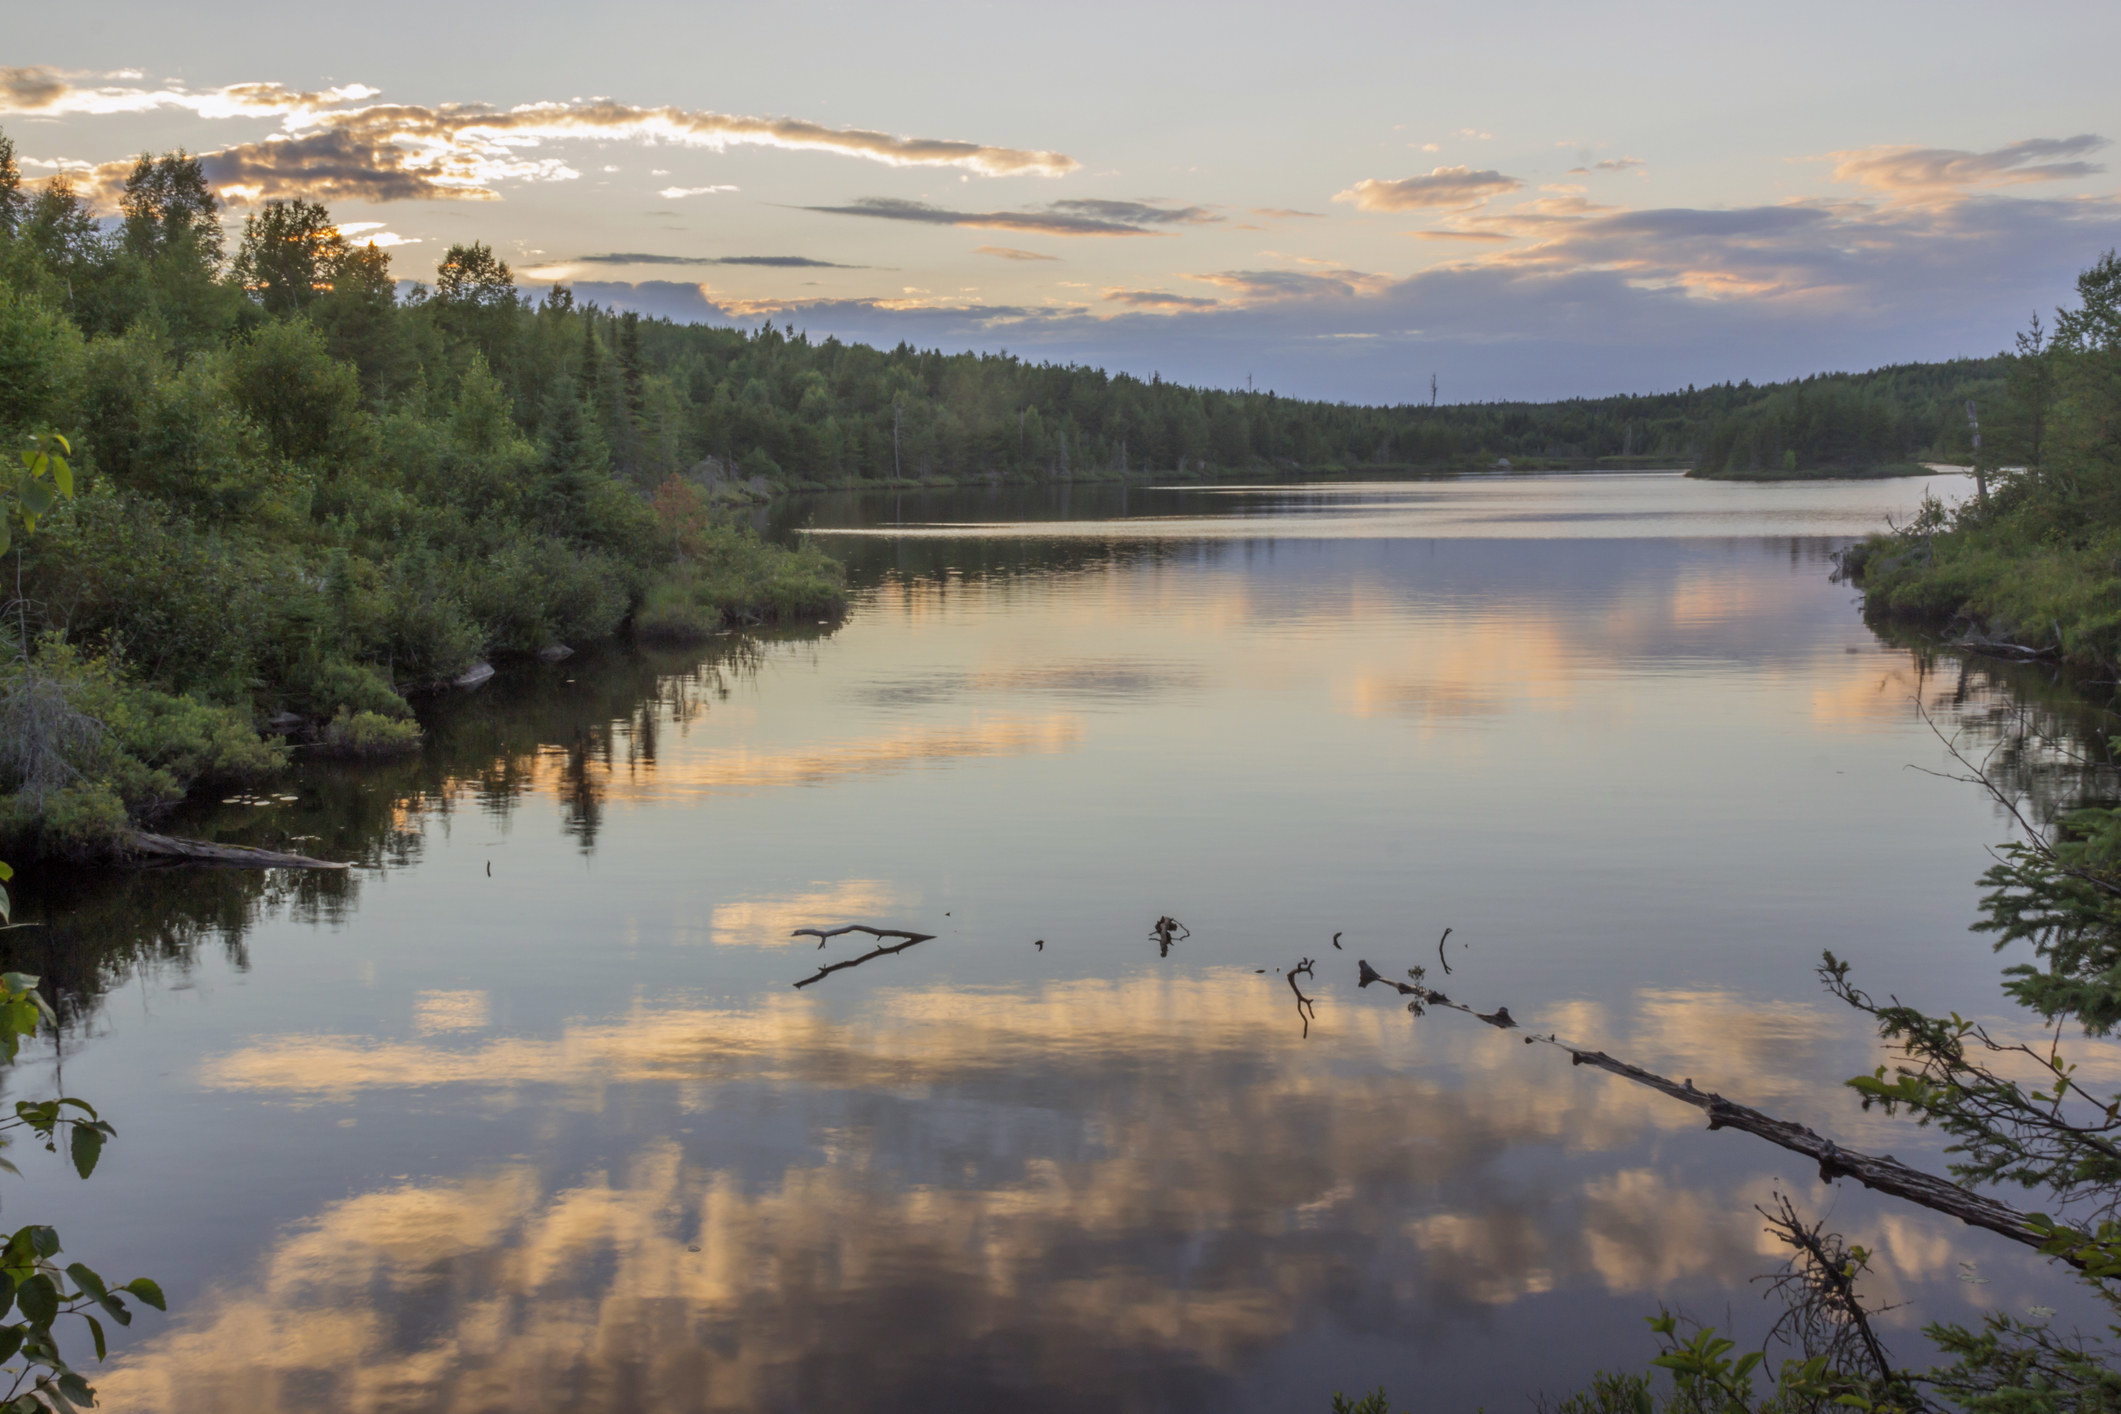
[{"xmin": 13, "ymin": 471, "xmax": 2113, "ymax": 1412}]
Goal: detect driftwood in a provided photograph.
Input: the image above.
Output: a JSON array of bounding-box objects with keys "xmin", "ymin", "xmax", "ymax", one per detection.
[
  {"xmin": 125, "ymin": 831, "xmax": 348, "ymax": 871},
  {"xmin": 1150, "ymin": 916, "xmax": 1189, "ymax": 956},
  {"xmin": 788, "ymin": 925, "xmax": 937, "ymax": 989},
  {"xmin": 1361, "ymin": 961, "xmax": 2070, "ymax": 1266},
  {"xmin": 1950, "ymin": 640, "xmax": 2056, "ymax": 662}
]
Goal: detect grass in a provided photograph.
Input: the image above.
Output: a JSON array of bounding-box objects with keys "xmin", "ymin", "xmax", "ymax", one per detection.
[{"xmin": 1847, "ymin": 524, "xmax": 2121, "ymax": 668}]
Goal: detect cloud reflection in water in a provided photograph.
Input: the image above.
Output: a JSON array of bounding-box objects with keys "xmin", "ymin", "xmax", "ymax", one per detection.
[{"xmin": 105, "ymin": 977, "xmax": 1980, "ymax": 1411}]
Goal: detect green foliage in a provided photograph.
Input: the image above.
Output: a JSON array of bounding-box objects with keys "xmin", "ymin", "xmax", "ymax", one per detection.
[
  {"xmin": 1976, "ymin": 807, "xmax": 2121, "ymax": 1033},
  {"xmin": 635, "ymin": 529, "xmax": 846, "ymax": 642},
  {"xmin": 230, "ymin": 198, "xmax": 346, "ymax": 317},
  {"xmin": 0, "ymin": 290, "xmax": 81, "ymax": 440},
  {"xmin": 224, "ymin": 317, "xmax": 366, "ymax": 465},
  {"xmin": 0, "ymin": 645, "xmax": 286, "ymax": 855},
  {"xmin": 0, "ymin": 968, "xmax": 162, "ymax": 1409},
  {"xmin": 1328, "ymin": 1389, "xmax": 1396, "ymax": 1414},
  {"xmin": 1547, "ymin": 1371, "xmax": 1657, "ymax": 1414},
  {"xmin": 1925, "ymin": 1313, "xmax": 2121, "ymax": 1413},
  {"xmin": 1689, "ymin": 361, "xmax": 2001, "ymax": 478},
  {"xmin": 1851, "ymin": 252, "xmax": 2121, "ymax": 669},
  {"xmin": 316, "ymin": 708, "xmax": 421, "ymax": 760},
  {"xmin": 0, "ymin": 433, "xmax": 71, "ymax": 558}
]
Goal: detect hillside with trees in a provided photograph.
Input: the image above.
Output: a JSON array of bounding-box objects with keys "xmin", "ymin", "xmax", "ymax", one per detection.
[
  {"xmin": 0, "ymin": 137, "xmax": 841, "ymax": 855},
  {"xmin": 0, "ymin": 129, "xmax": 2042, "ymax": 853}
]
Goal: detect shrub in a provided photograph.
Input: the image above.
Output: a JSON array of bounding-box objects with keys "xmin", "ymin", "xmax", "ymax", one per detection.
[
  {"xmin": 316, "ymin": 708, "xmax": 421, "ymax": 760},
  {"xmin": 0, "ymin": 645, "xmax": 285, "ymax": 855}
]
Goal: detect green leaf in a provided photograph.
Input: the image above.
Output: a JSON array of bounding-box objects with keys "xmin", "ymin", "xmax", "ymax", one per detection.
[
  {"xmin": 66, "ymin": 1126, "xmax": 100, "ymax": 1180},
  {"xmin": 16, "ymin": 1274, "xmax": 57, "ymax": 1327},
  {"xmin": 0, "ymin": 1324, "xmax": 21, "ymax": 1362},
  {"xmin": 47, "ymin": 456, "xmax": 70, "ymax": 500},
  {"xmin": 27, "ymin": 1227, "xmax": 58, "ymax": 1261},
  {"xmin": 0, "ymin": 862, "xmax": 15, "ymax": 882},
  {"xmin": 18, "ymin": 480, "xmax": 53, "ymax": 517},
  {"xmin": 2, "ymin": 972, "xmax": 39, "ymax": 994},
  {"xmin": 119, "ymin": 1278, "xmax": 164, "ymax": 1311},
  {"xmin": 81, "ymin": 1314, "xmax": 103, "ymax": 1362}
]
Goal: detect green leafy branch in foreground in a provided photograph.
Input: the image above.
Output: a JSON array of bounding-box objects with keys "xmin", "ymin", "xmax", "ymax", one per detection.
[
  {"xmin": 0, "ymin": 969, "xmax": 161, "ymax": 1412},
  {"xmin": 2, "ymin": 436, "xmax": 72, "ymax": 560}
]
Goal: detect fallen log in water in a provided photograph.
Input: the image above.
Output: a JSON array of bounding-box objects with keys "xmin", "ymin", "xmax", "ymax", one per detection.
[
  {"xmin": 1359, "ymin": 960, "xmax": 2065, "ymax": 1264},
  {"xmin": 125, "ymin": 831, "xmax": 349, "ymax": 871}
]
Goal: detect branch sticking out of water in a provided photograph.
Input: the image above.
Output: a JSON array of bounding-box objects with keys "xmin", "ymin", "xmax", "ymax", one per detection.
[
  {"xmin": 1373, "ymin": 967, "xmax": 2070, "ymax": 1264},
  {"xmin": 789, "ymin": 925, "xmax": 937, "ymax": 988},
  {"xmin": 1150, "ymin": 915, "xmax": 1189, "ymax": 956},
  {"xmin": 1287, "ymin": 957, "xmax": 1318, "ymax": 1038},
  {"xmin": 791, "ymin": 923, "xmax": 933, "ymax": 950}
]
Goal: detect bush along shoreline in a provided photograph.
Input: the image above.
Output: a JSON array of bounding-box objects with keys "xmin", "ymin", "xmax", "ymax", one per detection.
[
  {"xmin": 1843, "ymin": 251, "xmax": 2121, "ymax": 676},
  {"xmin": 0, "ymin": 144, "xmax": 844, "ymax": 858}
]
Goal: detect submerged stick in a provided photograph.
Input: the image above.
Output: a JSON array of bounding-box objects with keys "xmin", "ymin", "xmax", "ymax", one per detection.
[
  {"xmin": 789, "ymin": 925, "xmax": 937, "ymax": 989},
  {"xmin": 1368, "ymin": 964, "xmax": 2067, "ymax": 1264}
]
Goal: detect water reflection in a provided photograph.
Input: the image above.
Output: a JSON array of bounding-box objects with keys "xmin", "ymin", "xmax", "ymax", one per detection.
[
  {"xmin": 12, "ymin": 477, "xmax": 2119, "ymax": 1412},
  {"xmin": 101, "ymin": 980, "xmax": 1983, "ymax": 1413}
]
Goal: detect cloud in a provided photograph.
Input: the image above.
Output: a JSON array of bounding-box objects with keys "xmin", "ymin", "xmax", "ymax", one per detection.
[
  {"xmin": 1829, "ymin": 134, "xmax": 2107, "ymax": 195},
  {"xmin": 0, "ymin": 66, "xmax": 379, "ymax": 119},
  {"xmin": 569, "ymin": 252, "xmax": 863, "ymax": 269},
  {"xmin": 1192, "ymin": 266, "xmax": 1393, "ymax": 301},
  {"xmin": 659, "ymin": 184, "xmax": 737, "ymax": 198},
  {"xmin": 0, "ymin": 67, "xmax": 68, "ymax": 110},
  {"xmin": 1253, "ymin": 207, "xmax": 1324, "ymax": 219},
  {"xmin": 1570, "ymin": 157, "xmax": 1645, "ymax": 174},
  {"xmin": 977, "ymin": 245, "xmax": 1060, "ymax": 261},
  {"xmin": 3, "ymin": 72, "xmax": 1078, "ymax": 206},
  {"xmin": 705, "ymin": 177, "xmax": 2121, "ymax": 404},
  {"xmin": 1103, "ymin": 288, "xmax": 1222, "ymax": 310},
  {"xmin": 1335, "ymin": 166, "xmax": 1524, "ymax": 212},
  {"xmin": 800, "ymin": 196, "xmax": 1189, "ymax": 236},
  {"xmin": 1046, "ymin": 198, "xmax": 1219, "ymax": 226}
]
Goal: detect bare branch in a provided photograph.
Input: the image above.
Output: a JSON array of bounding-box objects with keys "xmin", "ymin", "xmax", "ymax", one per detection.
[
  {"xmin": 789, "ymin": 925, "xmax": 937, "ymax": 988},
  {"xmin": 1375, "ymin": 971, "xmax": 2075, "ymax": 1264}
]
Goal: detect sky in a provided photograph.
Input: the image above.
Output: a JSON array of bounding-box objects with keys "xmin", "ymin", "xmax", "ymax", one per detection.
[{"xmin": 5, "ymin": 0, "xmax": 2119, "ymax": 403}]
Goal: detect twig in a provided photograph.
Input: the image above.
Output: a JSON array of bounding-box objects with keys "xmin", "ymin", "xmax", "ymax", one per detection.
[
  {"xmin": 1437, "ymin": 926, "xmax": 1455, "ymax": 974},
  {"xmin": 789, "ymin": 925, "xmax": 937, "ymax": 988},
  {"xmin": 790, "ymin": 923, "xmax": 934, "ymax": 951},
  {"xmin": 1287, "ymin": 957, "xmax": 1317, "ymax": 1038},
  {"xmin": 1757, "ymin": 1192, "xmax": 1903, "ymax": 1393}
]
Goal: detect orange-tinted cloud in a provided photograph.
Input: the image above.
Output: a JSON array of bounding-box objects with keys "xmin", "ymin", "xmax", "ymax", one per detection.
[
  {"xmin": 1830, "ymin": 135, "xmax": 2106, "ymax": 196},
  {"xmin": 1334, "ymin": 166, "xmax": 1523, "ymax": 211},
  {"xmin": 1, "ymin": 72, "xmax": 1078, "ymax": 207}
]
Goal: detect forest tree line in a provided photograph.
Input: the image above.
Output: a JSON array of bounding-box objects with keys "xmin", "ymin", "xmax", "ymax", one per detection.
[{"xmin": 0, "ymin": 138, "xmax": 840, "ymax": 853}]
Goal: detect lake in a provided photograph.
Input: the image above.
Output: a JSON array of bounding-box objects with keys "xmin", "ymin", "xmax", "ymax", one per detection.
[{"xmin": 11, "ymin": 470, "xmax": 2107, "ymax": 1413}]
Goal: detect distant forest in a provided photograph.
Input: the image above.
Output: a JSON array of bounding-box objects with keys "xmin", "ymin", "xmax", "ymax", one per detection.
[
  {"xmin": 3, "ymin": 140, "xmax": 2008, "ymax": 491},
  {"xmin": 586, "ymin": 321, "xmax": 2008, "ymax": 483}
]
